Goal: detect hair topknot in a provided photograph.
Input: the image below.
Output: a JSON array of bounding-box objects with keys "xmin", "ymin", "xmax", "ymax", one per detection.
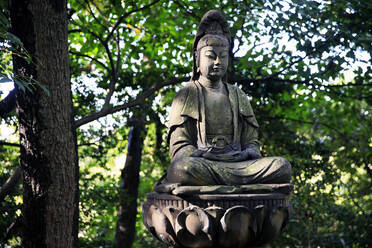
[{"xmin": 192, "ymin": 10, "xmax": 232, "ymax": 80}]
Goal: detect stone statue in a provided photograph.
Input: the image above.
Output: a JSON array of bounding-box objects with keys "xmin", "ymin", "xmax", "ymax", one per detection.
[
  {"xmin": 142, "ymin": 10, "xmax": 294, "ymax": 248},
  {"xmin": 161, "ymin": 10, "xmax": 291, "ymax": 187}
]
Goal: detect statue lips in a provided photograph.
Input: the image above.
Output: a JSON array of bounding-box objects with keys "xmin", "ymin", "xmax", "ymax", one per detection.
[{"xmin": 211, "ymin": 66, "xmax": 224, "ymax": 75}]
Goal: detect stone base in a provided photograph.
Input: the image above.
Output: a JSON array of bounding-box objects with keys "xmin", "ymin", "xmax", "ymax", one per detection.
[{"xmin": 143, "ymin": 192, "xmax": 291, "ymax": 248}]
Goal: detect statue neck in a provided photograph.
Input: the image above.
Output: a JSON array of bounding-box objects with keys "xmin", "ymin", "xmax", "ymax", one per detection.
[{"xmin": 198, "ymin": 76, "xmax": 223, "ymax": 90}]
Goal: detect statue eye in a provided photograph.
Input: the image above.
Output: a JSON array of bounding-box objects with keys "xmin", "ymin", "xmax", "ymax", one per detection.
[
  {"xmin": 220, "ymin": 52, "xmax": 228, "ymax": 58},
  {"xmin": 204, "ymin": 51, "xmax": 216, "ymax": 58}
]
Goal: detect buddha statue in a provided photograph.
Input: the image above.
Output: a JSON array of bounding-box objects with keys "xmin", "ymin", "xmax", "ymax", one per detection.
[
  {"xmin": 160, "ymin": 10, "xmax": 292, "ymax": 188},
  {"xmin": 143, "ymin": 11, "xmax": 293, "ymax": 248}
]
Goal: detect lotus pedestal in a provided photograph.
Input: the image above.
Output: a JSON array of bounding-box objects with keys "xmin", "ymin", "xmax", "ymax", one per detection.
[{"xmin": 142, "ymin": 185, "xmax": 292, "ymax": 248}]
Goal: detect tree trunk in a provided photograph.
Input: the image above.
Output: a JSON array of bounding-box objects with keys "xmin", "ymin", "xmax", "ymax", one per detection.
[
  {"xmin": 9, "ymin": 0, "xmax": 78, "ymax": 247},
  {"xmin": 114, "ymin": 119, "xmax": 146, "ymax": 248}
]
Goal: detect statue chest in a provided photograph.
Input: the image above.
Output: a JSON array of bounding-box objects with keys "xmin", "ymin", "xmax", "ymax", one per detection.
[{"xmin": 204, "ymin": 90, "xmax": 233, "ymax": 136}]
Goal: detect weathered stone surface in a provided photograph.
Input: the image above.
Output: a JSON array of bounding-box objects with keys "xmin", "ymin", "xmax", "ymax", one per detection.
[
  {"xmin": 142, "ymin": 192, "xmax": 291, "ymax": 248},
  {"xmin": 161, "ymin": 9, "xmax": 292, "ymax": 187},
  {"xmin": 155, "ymin": 183, "xmax": 294, "ymax": 195},
  {"xmin": 175, "ymin": 206, "xmax": 213, "ymax": 248},
  {"xmin": 146, "ymin": 192, "xmax": 290, "ymax": 209},
  {"xmin": 219, "ymin": 206, "xmax": 255, "ymax": 248},
  {"xmin": 142, "ymin": 203, "xmax": 177, "ymax": 246}
]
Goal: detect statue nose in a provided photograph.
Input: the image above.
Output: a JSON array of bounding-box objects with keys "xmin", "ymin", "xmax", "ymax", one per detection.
[{"xmin": 215, "ymin": 56, "xmax": 221, "ymax": 65}]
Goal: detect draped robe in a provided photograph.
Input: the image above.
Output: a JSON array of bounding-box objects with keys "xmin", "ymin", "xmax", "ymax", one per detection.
[{"xmin": 165, "ymin": 80, "xmax": 291, "ymax": 186}]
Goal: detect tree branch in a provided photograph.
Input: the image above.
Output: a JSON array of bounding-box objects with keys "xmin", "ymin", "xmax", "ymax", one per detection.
[
  {"xmin": 0, "ymin": 141, "xmax": 20, "ymax": 147},
  {"xmin": 74, "ymin": 76, "xmax": 190, "ymax": 128},
  {"xmin": 68, "ymin": 29, "xmax": 82, "ymax": 34},
  {"xmin": 83, "ymin": 0, "xmax": 106, "ymax": 29},
  {"xmin": 77, "ymin": 142, "xmax": 99, "ymax": 147},
  {"xmin": 2, "ymin": 215, "xmax": 22, "ymax": 245},
  {"xmin": 74, "ymin": 72, "xmax": 370, "ymax": 129},
  {"xmin": 173, "ymin": 0, "xmax": 199, "ymax": 19},
  {"xmin": 324, "ymin": 83, "xmax": 372, "ymax": 88},
  {"xmin": 256, "ymin": 32, "xmax": 344, "ymax": 81},
  {"xmin": 70, "ymin": 12, "xmax": 117, "ymax": 110},
  {"xmin": 69, "ymin": 50, "xmax": 109, "ymax": 71},
  {"xmin": 266, "ymin": 115, "xmax": 345, "ymax": 138},
  {"xmin": 104, "ymin": 0, "xmax": 161, "ymax": 43},
  {"xmin": 102, "ymin": 30, "xmax": 121, "ymax": 110},
  {"xmin": 230, "ymin": 76, "xmax": 311, "ymax": 86},
  {"xmin": 89, "ymin": 0, "xmax": 114, "ymax": 27},
  {"xmin": 0, "ymin": 166, "xmax": 21, "ymax": 202},
  {"xmin": 69, "ymin": 19, "xmax": 103, "ymax": 42},
  {"xmin": 231, "ymin": 76, "xmax": 372, "ymax": 89},
  {"xmin": 0, "ymin": 88, "xmax": 17, "ymax": 118}
]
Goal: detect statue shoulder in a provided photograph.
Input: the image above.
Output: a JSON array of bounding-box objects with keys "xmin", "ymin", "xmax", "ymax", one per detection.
[
  {"xmin": 226, "ymin": 84, "xmax": 259, "ymax": 128},
  {"xmin": 226, "ymin": 84, "xmax": 252, "ymax": 112},
  {"xmin": 169, "ymin": 82, "xmax": 199, "ymax": 128},
  {"xmin": 170, "ymin": 82, "xmax": 198, "ymax": 113}
]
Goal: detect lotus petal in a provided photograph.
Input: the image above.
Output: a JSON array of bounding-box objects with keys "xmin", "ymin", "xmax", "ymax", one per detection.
[
  {"xmin": 142, "ymin": 202, "xmax": 157, "ymax": 237},
  {"xmin": 175, "ymin": 206, "xmax": 213, "ymax": 248},
  {"xmin": 219, "ymin": 206, "xmax": 255, "ymax": 248},
  {"xmin": 162, "ymin": 206, "xmax": 181, "ymax": 230},
  {"xmin": 142, "ymin": 203, "xmax": 177, "ymax": 246},
  {"xmin": 253, "ymin": 205, "xmax": 266, "ymax": 236},
  {"xmin": 259, "ymin": 206, "xmax": 289, "ymax": 244}
]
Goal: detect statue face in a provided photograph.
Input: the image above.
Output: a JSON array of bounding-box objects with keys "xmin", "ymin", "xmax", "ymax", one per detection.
[{"xmin": 198, "ymin": 45, "xmax": 228, "ymax": 81}]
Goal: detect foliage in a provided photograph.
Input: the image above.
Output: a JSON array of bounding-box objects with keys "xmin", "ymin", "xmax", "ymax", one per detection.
[
  {"xmin": 0, "ymin": 123, "xmax": 21, "ymax": 247},
  {"xmin": 1, "ymin": 0, "xmax": 371, "ymax": 247},
  {"xmin": 69, "ymin": 1, "xmax": 372, "ymax": 247},
  {"xmin": 0, "ymin": 1, "xmax": 49, "ymax": 95}
]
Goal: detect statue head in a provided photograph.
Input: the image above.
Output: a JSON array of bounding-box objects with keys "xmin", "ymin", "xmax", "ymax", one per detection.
[{"xmin": 192, "ymin": 10, "xmax": 232, "ymax": 81}]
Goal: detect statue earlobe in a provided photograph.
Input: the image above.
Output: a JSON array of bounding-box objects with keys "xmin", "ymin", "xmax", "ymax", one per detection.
[{"xmin": 194, "ymin": 50, "xmax": 199, "ymax": 67}]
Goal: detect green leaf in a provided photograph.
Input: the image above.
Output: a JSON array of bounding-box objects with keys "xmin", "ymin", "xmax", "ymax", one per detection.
[
  {"xmin": 0, "ymin": 76, "xmax": 11, "ymax": 83},
  {"xmin": 13, "ymin": 78, "xmax": 26, "ymax": 92},
  {"xmin": 36, "ymin": 82, "xmax": 50, "ymax": 96}
]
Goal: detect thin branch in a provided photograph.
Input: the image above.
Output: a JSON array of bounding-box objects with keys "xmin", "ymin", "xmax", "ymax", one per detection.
[
  {"xmin": 74, "ymin": 72, "xmax": 370, "ymax": 129},
  {"xmin": 75, "ymin": 0, "xmax": 104, "ymax": 29},
  {"xmin": 68, "ymin": 28, "xmax": 83, "ymax": 34},
  {"xmin": 0, "ymin": 166, "xmax": 21, "ymax": 202},
  {"xmin": 261, "ymin": 55, "xmax": 307, "ymax": 80},
  {"xmin": 69, "ymin": 19, "xmax": 103, "ymax": 42},
  {"xmin": 78, "ymin": 142, "xmax": 99, "ymax": 147},
  {"xmin": 258, "ymin": 32, "xmax": 344, "ymax": 81},
  {"xmin": 232, "ymin": 76, "xmax": 372, "ymax": 90},
  {"xmin": 0, "ymin": 141, "xmax": 20, "ymax": 147},
  {"xmin": 266, "ymin": 115, "xmax": 345, "ymax": 138},
  {"xmin": 74, "ymin": 76, "xmax": 190, "ymax": 128},
  {"xmin": 70, "ymin": 12, "xmax": 116, "ymax": 110},
  {"xmin": 230, "ymin": 76, "xmax": 311, "ymax": 86},
  {"xmin": 2, "ymin": 215, "xmax": 22, "ymax": 245},
  {"xmin": 90, "ymin": 0, "xmax": 114, "ymax": 27},
  {"xmin": 323, "ymin": 83, "xmax": 372, "ymax": 88},
  {"xmin": 69, "ymin": 50, "xmax": 109, "ymax": 71},
  {"xmin": 105, "ymin": 0, "xmax": 161, "ymax": 43},
  {"xmin": 102, "ymin": 30, "xmax": 121, "ymax": 110},
  {"xmin": 83, "ymin": 0, "xmax": 106, "ymax": 29},
  {"xmin": 173, "ymin": 0, "xmax": 199, "ymax": 19}
]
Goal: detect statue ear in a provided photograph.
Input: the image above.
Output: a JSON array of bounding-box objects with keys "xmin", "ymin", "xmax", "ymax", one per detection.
[{"xmin": 195, "ymin": 50, "xmax": 200, "ymax": 68}]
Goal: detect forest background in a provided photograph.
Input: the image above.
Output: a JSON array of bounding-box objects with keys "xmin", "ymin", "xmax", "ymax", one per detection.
[{"xmin": 0, "ymin": 0, "xmax": 371, "ymax": 247}]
